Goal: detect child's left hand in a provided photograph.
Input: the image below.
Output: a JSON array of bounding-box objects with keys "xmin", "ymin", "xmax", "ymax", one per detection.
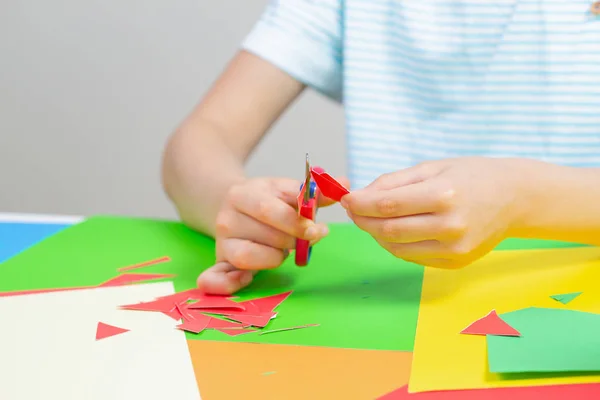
[{"xmin": 342, "ymin": 157, "xmax": 532, "ymax": 269}]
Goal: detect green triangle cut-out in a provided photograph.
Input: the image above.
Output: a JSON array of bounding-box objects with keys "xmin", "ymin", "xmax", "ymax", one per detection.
[{"xmin": 550, "ymin": 291, "xmax": 583, "ymax": 305}]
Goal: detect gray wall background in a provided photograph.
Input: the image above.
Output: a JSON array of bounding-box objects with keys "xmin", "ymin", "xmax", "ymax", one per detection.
[{"xmin": 0, "ymin": 1, "xmax": 347, "ymax": 222}]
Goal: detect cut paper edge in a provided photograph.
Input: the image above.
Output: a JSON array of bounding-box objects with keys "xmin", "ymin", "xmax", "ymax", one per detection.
[
  {"xmin": 117, "ymin": 256, "xmax": 171, "ymax": 272},
  {"xmin": 310, "ymin": 166, "xmax": 350, "ymax": 202},
  {"xmin": 377, "ymin": 383, "xmax": 600, "ymax": 399},
  {"xmin": 243, "ymin": 291, "xmax": 293, "ymax": 314},
  {"xmin": 224, "ymin": 312, "xmax": 275, "ymax": 328},
  {"xmin": 0, "ymin": 286, "xmax": 93, "ymax": 297},
  {"xmin": 550, "ymin": 291, "xmax": 583, "ymax": 305},
  {"xmin": 216, "ymin": 327, "xmax": 256, "ymax": 336},
  {"xmin": 98, "ymin": 273, "xmax": 176, "ymax": 287},
  {"xmin": 259, "ymin": 324, "xmax": 319, "ymax": 335},
  {"xmin": 460, "ymin": 309, "xmax": 520, "ymax": 337},
  {"xmin": 96, "ymin": 322, "xmax": 129, "ymax": 340}
]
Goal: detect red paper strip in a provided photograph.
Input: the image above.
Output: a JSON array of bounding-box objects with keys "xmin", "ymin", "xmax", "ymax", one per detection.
[
  {"xmin": 176, "ymin": 314, "xmax": 212, "ymax": 334},
  {"xmin": 95, "ymin": 322, "xmax": 129, "ymax": 340},
  {"xmin": 98, "ymin": 273, "xmax": 176, "ymax": 287},
  {"xmin": 117, "ymin": 256, "xmax": 171, "ymax": 272},
  {"xmin": 0, "ymin": 286, "xmax": 92, "ymax": 297},
  {"xmin": 206, "ymin": 318, "xmax": 245, "ymax": 330},
  {"xmin": 310, "ymin": 166, "xmax": 349, "ymax": 202},
  {"xmin": 187, "ymin": 296, "xmax": 246, "ymax": 311},
  {"xmin": 377, "ymin": 384, "xmax": 600, "ymax": 399},
  {"xmin": 259, "ymin": 323, "xmax": 319, "ymax": 335},
  {"xmin": 224, "ymin": 312, "xmax": 275, "ymax": 328},
  {"xmin": 460, "ymin": 310, "xmax": 520, "ymax": 337}
]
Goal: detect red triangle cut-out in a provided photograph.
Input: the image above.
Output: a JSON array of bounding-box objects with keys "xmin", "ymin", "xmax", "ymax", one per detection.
[
  {"xmin": 96, "ymin": 322, "xmax": 130, "ymax": 340},
  {"xmin": 461, "ymin": 310, "xmax": 520, "ymax": 337},
  {"xmin": 242, "ymin": 291, "xmax": 292, "ymax": 314}
]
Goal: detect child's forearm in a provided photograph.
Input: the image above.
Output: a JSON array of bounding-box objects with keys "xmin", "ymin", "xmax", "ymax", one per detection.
[
  {"xmin": 510, "ymin": 159, "xmax": 600, "ymax": 245},
  {"xmin": 162, "ymin": 122, "xmax": 246, "ymax": 237}
]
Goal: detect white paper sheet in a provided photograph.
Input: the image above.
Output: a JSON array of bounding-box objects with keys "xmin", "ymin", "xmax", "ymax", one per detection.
[{"xmin": 0, "ymin": 282, "xmax": 201, "ymax": 400}]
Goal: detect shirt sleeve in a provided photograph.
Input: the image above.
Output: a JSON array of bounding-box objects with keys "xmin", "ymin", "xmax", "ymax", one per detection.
[{"xmin": 241, "ymin": 0, "xmax": 343, "ymax": 102}]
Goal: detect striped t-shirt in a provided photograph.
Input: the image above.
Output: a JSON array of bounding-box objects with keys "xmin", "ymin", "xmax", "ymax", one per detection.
[{"xmin": 242, "ymin": 0, "xmax": 600, "ymax": 189}]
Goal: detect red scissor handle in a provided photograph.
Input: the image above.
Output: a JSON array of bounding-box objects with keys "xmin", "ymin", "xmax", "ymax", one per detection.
[{"xmin": 295, "ymin": 181, "xmax": 319, "ymax": 266}]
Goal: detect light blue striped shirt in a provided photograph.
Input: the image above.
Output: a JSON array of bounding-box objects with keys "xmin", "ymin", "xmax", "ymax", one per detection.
[{"xmin": 242, "ymin": 0, "xmax": 600, "ymax": 189}]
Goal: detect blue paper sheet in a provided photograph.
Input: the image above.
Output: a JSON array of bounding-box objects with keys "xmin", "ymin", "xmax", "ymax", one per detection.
[{"xmin": 0, "ymin": 223, "xmax": 69, "ymax": 263}]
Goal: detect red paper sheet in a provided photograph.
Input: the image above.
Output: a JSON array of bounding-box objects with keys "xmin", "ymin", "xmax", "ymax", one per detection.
[
  {"xmin": 310, "ymin": 166, "xmax": 350, "ymax": 202},
  {"xmin": 460, "ymin": 309, "xmax": 520, "ymax": 337},
  {"xmin": 98, "ymin": 273, "xmax": 175, "ymax": 287},
  {"xmin": 95, "ymin": 322, "xmax": 129, "ymax": 340},
  {"xmin": 117, "ymin": 256, "xmax": 171, "ymax": 272},
  {"xmin": 377, "ymin": 384, "xmax": 600, "ymax": 399}
]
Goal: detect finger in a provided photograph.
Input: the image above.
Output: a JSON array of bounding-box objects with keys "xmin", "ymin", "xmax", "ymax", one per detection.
[
  {"xmin": 197, "ymin": 262, "xmax": 256, "ymax": 295},
  {"xmin": 230, "ymin": 185, "xmax": 326, "ymax": 241},
  {"xmin": 344, "ymin": 180, "xmax": 454, "ymax": 218},
  {"xmin": 352, "ymin": 214, "xmax": 462, "ymax": 243},
  {"xmin": 220, "ymin": 238, "xmax": 287, "ymax": 270},
  {"xmin": 365, "ymin": 162, "xmax": 443, "ymax": 190},
  {"xmin": 217, "ymin": 211, "xmax": 296, "ymax": 249},
  {"xmin": 377, "ymin": 239, "xmax": 444, "ymax": 259}
]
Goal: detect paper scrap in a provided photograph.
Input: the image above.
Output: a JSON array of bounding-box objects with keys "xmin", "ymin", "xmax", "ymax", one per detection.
[
  {"xmin": 98, "ymin": 273, "xmax": 175, "ymax": 287},
  {"xmin": 216, "ymin": 328, "xmax": 256, "ymax": 336},
  {"xmin": 259, "ymin": 324, "xmax": 319, "ymax": 335},
  {"xmin": 224, "ymin": 312, "xmax": 275, "ymax": 328},
  {"xmin": 176, "ymin": 314, "xmax": 212, "ymax": 334},
  {"xmin": 95, "ymin": 322, "xmax": 130, "ymax": 340},
  {"xmin": 187, "ymin": 296, "xmax": 246, "ymax": 311},
  {"xmin": 117, "ymin": 256, "xmax": 171, "ymax": 272},
  {"xmin": 550, "ymin": 291, "xmax": 583, "ymax": 305},
  {"xmin": 245, "ymin": 291, "xmax": 292, "ymax": 313},
  {"xmin": 488, "ymin": 307, "xmax": 600, "ymax": 373},
  {"xmin": 310, "ymin": 166, "xmax": 349, "ymax": 202},
  {"xmin": 460, "ymin": 309, "xmax": 520, "ymax": 337}
]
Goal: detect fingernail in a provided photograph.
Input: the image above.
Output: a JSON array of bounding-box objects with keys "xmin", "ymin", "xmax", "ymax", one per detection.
[{"xmin": 305, "ymin": 226, "xmax": 318, "ymax": 240}]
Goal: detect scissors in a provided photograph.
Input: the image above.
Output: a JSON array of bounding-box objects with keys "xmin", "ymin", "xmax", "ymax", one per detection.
[{"xmin": 295, "ymin": 153, "xmax": 320, "ymax": 266}]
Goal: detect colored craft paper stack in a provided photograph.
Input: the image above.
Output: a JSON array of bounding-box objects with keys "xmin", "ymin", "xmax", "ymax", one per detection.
[{"xmin": 405, "ymin": 246, "xmax": 600, "ymax": 398}]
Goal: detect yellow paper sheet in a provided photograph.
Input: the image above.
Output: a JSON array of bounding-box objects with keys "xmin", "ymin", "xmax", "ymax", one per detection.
[{"xmin": 409, "ymin": 246, "xmax": 600, "ymax": 393}]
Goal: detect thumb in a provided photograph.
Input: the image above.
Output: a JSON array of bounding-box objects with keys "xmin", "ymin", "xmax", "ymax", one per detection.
[{"xmin": 318, "ymin": 176, "xmax": 350, "ymax": 207}]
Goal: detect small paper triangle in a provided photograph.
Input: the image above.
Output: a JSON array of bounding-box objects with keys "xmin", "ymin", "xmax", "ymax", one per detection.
[
  {"xmin": 96, "ymin": 322, "xmax": 130, "ymax": 340},
  {"xmin": 242, "ymin": 291, "xmax": 293, "ymax": 314},
  {"xmin": 550, "ymin": 291, "xmax": 582, "ymax": 305},
  {"xmin": 310, "ymin": 167, "xmax": 349, "ymax": 202},
  {"xmin": 460, "ymin": 310, "xmax": 520, "ymax": 337}
]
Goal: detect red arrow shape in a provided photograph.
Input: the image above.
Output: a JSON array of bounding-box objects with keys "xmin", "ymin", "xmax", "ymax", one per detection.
[{"xmin": 96, "ymin": 322, "xmax": 129, "ymax": 340}]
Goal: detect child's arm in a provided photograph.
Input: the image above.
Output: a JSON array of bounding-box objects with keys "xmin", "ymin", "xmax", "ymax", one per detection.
[{"xmin": 161, "ymin": 50, "xmax": 305, "ymax": 236}]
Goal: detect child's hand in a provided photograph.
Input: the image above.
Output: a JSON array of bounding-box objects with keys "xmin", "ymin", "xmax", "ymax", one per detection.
[
  {"xmin": 197, "ymin": 176, "xmax": 347, "ymax": 294},
  {"xmin": 342, "ymin": 157, "xmax": 530, "ymax": 269}
]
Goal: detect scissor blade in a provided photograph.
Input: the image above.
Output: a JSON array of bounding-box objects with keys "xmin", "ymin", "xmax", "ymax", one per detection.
[{"xmin": 303, "ymin": 153, "xmax": 311, "ymax": 203}]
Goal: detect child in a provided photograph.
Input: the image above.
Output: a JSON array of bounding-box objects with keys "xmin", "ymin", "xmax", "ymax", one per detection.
[{"xmin": 162, "ymin": 1, "xmax": 600, "ymax": 294}]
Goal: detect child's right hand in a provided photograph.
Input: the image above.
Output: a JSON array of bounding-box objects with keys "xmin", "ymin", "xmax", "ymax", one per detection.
[{"xmin": 197, "ymin": 176, "xmax": 345, "ymax": 295}]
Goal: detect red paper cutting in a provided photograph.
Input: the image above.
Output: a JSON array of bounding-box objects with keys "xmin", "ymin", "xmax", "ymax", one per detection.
[
  {"xmin": 376, "ymin": 383, "xmax": 600, "ymax": 399},
  {"xmin": 310, "ymin": 166, "xmax": 350, "ymax": 202},
  {"xmin": 98, "ymin": 273, "xmax": 176, "ymax": 287},
  {"xmin": 117, "ymin": 256, "xmax": 171, "ymax": 272},
  {"xmin": 96, "ymin": 322, "xmax": 129, "ymax": 340},
  {"xmin": 187, "ymin": 296, "xmax": 246, "ymax": 311},
  {"xmin": 243, "ymin": 291, "xmax": 292, "ymax": 314},
  {"xmin": 460, "ymin": 310, "xmax": 520, "ymax": 337},
  {"xmin": 0, "ymin": 286, "xmax": 92, "ymax": 297},
  {"xmin": 120, "ymin": 298, "xmax": 182, "ymax": 321},
  {"xmin": 216, "ymin": 327, "xmax": 256, "ymax": 336},
  {"xmin": 224, "ymin": 312, "xmax": 276, "ymax": 328},
  {"xmin": 176, "ymin": 314, "xmax": 212, "ymax": 334}
]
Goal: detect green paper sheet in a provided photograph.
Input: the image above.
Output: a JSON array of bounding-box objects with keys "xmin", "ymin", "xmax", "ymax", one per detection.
[
  {"xmin": 487, "ymin": 307, "xmax": 600, "ymax": 373},
  {"xmin": 0, "ymin": 216, "xmax": 424, "ymax": 351},
  {"xmin": 550, "ymin": 291, "xmax": 583, "ymax": 305}
]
